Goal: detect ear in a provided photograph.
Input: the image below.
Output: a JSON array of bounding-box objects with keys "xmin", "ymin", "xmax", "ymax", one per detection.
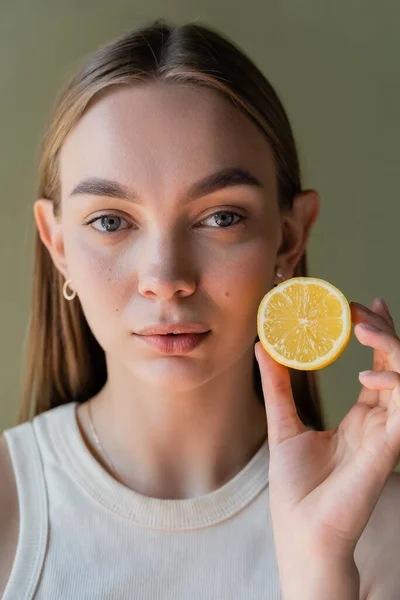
[
  {"xmin": 276, "ymin": 189, "xmax": 320, "ymax": 275},
  {"xmin": 34, "ymin": 199, "xmax": 69, "ymax": 280}
]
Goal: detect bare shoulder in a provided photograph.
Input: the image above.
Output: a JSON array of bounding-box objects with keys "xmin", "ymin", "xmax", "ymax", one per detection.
[
  {"xmin": 355, "ymin": 471, "xmax": 400, "ymax": 600},
  {"xmin": 0, "ymin": 433, "xmax": 19, "ymax": 597}
]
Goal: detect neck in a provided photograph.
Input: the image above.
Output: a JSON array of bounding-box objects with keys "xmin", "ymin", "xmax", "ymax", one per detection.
[{"xmin": 76, "ymin": 349, "xmax": 268, "ymax": 500}]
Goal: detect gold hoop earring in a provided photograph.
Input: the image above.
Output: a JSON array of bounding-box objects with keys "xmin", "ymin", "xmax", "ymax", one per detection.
[
  {"xmin": 275, "ymin": 268, "xmax": 285, "ymax": 283},
  {"xmin": 63, "ymin": 279, "xmax": 76, "ymax": 301}
]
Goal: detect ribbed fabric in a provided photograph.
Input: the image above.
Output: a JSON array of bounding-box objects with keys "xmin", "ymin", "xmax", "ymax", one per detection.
[{"xmin": 2, "ymin": 402, "xmax": 282, "ymax": 599}]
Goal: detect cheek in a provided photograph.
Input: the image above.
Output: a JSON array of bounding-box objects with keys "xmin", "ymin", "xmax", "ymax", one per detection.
[
  {"xmin": 205, "ymin": 240, "xmax": 275, "ymax": 298},
  {"xmin": 64, "ymin": 234, "xmax": 127, "ymax": 317},
  {"xmin": 203, "ymin": 238, "xmax": 274, "ymax": 311}
]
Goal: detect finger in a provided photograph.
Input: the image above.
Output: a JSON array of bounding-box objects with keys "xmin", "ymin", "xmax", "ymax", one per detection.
[
  {"xmin": 352, "ymin": 299, "xmax": 396, "ymax": 372},
  {"xmin": 350, "ymin": 301, "xmax": 393, "ymax": 333},
  {"xmin": 356, "ymin": 386, "xmax": 381, "ymax": 408},
  {"xmin": 254, "ymin": 342, "xmax": 307, "ymax": 449},
  {"xmin": 370, "ymin": 298, "xmax": 392, "ymax": 372},
  {"xmin": 361, "ymin": 366, "xmax": 400, "ymax": 452},
  {"xmin": 354, "ymin": 323, "xmax": 400, "ymax": 372},
  {"xmin": 371, "ymin": 297, "xmax": 395, "ymax": 330},
  {"xmin": 358, "ymin": 370, "xmax": 400, "ymax": 393}
]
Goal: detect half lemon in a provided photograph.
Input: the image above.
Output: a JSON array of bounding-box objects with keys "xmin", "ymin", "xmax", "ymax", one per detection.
[{"xmin": 257, "ymin": 277, "xmax": 351, "ymax": 370}]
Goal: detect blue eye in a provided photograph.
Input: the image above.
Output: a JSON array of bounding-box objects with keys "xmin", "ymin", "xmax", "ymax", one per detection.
[
  {"xmin": 202, "ymin": 211, "xmax": 245, "ymax": 228},
  {"xmin": 85, "ymin": 214, "xmax": 130, "ymax": 233}
]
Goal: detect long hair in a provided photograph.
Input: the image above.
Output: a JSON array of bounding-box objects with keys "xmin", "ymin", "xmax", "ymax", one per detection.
[{"xmin": 18, "ymin": 20, "xmax": 325, "ymax": 431}]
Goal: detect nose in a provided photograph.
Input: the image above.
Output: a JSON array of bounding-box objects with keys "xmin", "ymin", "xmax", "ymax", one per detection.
[{"xmin": 137, "ymin": 233, "xmax": 197, "ymax": 300}]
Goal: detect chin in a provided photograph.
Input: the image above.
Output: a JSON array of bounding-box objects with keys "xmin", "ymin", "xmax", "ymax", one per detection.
[{"xmin": 129, "ymin": 357, "xmax": 215, "ymax": 390}]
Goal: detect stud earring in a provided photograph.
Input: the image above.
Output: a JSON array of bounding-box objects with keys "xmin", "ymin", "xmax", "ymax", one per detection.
[
  {"xmin": 63, "ymin": 279, "xmax": 77, "ymax": 301},
  {"xmin": 275, "ymin": 268, "xmax": 285, "ymax": 284}
]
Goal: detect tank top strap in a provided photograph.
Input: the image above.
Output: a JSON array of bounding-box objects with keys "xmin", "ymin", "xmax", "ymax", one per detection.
[{"xmin": 2, "ymin": 420, "xmax": 48, "ymax": 599}]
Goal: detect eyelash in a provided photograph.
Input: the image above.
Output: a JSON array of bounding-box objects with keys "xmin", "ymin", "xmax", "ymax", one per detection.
[{"xmin": 83, "ymin": 211, "xmax": 247, "ymax": 233}]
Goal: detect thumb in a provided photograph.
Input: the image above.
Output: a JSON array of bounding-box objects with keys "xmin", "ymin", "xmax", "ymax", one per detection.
[{"xmin": 255, "ymin": 341, "xmax": 307, "ymax": 449}]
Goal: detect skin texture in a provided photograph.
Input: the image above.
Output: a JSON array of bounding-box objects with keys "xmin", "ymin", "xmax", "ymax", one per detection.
[{"xmin": 35, "ymin": 82, "xmax": 318, "ymax": 499}]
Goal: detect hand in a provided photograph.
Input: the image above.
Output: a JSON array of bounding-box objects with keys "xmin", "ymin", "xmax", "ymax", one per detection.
[{"xmin": 254, "ymin": 296, "xmax": 400, "ymax": 564}]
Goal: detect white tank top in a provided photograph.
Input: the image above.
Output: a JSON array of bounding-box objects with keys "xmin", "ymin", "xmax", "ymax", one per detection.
[{"xmin": 2, "ymin": 402, "xmax": 282, "ymax": 599}]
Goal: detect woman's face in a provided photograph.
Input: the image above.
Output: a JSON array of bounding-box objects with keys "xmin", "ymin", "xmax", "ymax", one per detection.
[{"xmin": 51, "ymin": 83, "xmax": 286, "ymax": 388}]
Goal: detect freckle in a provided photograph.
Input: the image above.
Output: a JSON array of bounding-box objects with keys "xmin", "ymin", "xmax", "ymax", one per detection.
[
  {"xmin": 108, "ymin": 278, "xmax": 111, "ymax": 282},
  {"xmin": 225, "ymin": 291, "xmax": 230, "ymax": 297},
  {"xmin": 116, "ymin": 308, "xmax": 119, "ymax": 312}
]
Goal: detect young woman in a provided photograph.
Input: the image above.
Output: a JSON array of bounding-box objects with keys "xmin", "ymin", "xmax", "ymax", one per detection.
[{"xmin": 1, "ymin": 20, "xmax": 399, "ymax": 599}]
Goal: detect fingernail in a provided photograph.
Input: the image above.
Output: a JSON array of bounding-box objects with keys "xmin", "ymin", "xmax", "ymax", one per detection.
[
  {"xmin": 360, "ymin": 323, "xmax": 380, "ymax": 332},
  {"xmin": 359, "ymin": 370, "xmax": 374, "ymax": 377}
]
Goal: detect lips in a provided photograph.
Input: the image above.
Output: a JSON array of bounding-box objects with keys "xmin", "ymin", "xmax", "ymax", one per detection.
[
  {"xmin": 136, "ymin": 323, "xmax": 210, "ymax": 336},
  {"xmin": 136, "ymin": 331, "xmax": 210, "ymax": 354}
]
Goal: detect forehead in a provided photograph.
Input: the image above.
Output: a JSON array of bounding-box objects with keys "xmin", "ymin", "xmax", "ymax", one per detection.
[{"xmin": 60, "ymin": 82, "xmax": 277, "ymax": 200}]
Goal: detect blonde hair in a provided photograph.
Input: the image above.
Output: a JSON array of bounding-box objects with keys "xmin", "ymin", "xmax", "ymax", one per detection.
[{"xmin": 18, "ymin": 19, "xmax": 325, "ymax": 430}]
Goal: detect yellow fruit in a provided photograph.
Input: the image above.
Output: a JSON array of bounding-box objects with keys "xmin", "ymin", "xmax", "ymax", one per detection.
[{"xmin": 257, "ymin": 277, "xmax": 351, "ymax": 371}]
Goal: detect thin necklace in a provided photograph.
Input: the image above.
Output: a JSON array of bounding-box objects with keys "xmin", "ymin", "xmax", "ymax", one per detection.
[{"xmin": 87, "ymin": 399, "xmax": 121, "ymax": 482}]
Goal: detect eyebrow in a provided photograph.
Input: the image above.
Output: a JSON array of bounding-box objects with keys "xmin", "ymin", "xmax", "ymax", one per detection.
[{"xmin": 68, "ymin": 167, "xmax": 263, "ymax": 204}]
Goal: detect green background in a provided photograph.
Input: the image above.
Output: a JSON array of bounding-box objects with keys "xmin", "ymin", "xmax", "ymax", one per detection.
[{"xmin": 1, "ymin": 1, "xmax": 399, "ymax": 472}]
